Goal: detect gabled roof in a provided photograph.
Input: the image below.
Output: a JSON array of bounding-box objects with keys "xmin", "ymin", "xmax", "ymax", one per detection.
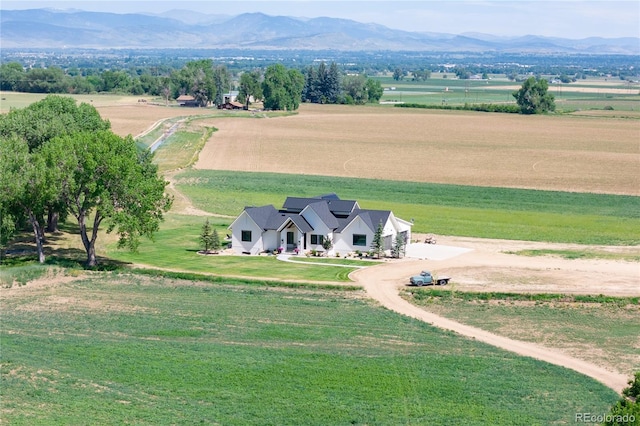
[
  {"xmin": 277, "ymin": 215, "xmax": 313, "ymax": 233},
  {"xmin": 282, "ymin": 196, "xmax": 358, "ymax": 216},
  {"xmin": 336, "ymin": 209, "xmax": 391, "ymax": 233},
  {"xmin": 243, "ymin": 205, "xmax": 279, "ymax": 230},
  {"xmin": 302, "ymin": 201, "xmax": 340, "ymax": 229},
  {"xmin": 241, "ymin": 205, "xmax": 313, "ymax": 233}
]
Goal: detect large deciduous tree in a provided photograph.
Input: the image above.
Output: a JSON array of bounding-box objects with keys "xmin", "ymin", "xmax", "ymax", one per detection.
[
  {"xmin": 0, "ymin": 137, "xmax": 58, "ymax": 263},
  {"xmin": 0, "ymin": 95, "xmax": 111, "ymax": 233},
  {"xmin": 238, "ymin": 70, "xmax": 263, "ymax": 109},
  {"xmin": 43, "ymin": 131, "xmax": 172, "ymax": 267},
  {"xmin": 262, "ymin": 64, "xmax": 304, "ymax": 111},
  {"xmin": 342, "ymin": 75, "xmax": 368, "ymax": 104},
  {"xmin": 512, "ymin": 77, "xmax": 556, "ymax": 114},
  {"xmin": 172, "ymin": 60, "xmax": 216, "ymax": 107}
]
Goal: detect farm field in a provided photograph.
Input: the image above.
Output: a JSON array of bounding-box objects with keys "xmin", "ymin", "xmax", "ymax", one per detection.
[
  {"xmin": 377, "ymin": 74, "xmax": 640, "ymax": 111},
  {"xmin": 402, "ymin": 288, "xmax": 640, "ymax": 377},
  {"xmin": 193, "ymin": 103, "xmax": 639, "ymax": 195},
  {"xmin": 2, "ymin": 89, "xmax": 639, "ymax": 422},
  {"xmin": 0, "ymin": 273, "xmax": 619, "ymax": 425}
]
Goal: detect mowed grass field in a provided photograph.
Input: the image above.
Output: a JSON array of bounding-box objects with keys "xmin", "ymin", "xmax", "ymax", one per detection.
[
  {"xmin": 194, "ymin": 103, "xmax": 639, "ymax": 195},
  {"xmin": 1, "ymin": 274, "xmax": 619, "ymax": 425}
]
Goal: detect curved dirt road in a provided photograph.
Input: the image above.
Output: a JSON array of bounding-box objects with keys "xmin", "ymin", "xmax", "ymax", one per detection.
[{"xmin": 351, "ymin": 257, "xmax": 632, "ymax": 394}]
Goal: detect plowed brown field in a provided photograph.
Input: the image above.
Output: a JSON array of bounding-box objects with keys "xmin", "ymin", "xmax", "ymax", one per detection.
[{"xmin": 193, "ymin": 104, "xmax": 639, "ymax": 195}]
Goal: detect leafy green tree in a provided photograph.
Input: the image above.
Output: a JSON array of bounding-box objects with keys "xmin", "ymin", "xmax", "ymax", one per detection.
[
  {"xmin": 366, "ymin": 78, "xmax": 384, "ymax": 103},
  {"xmin": 604, "ymin": 372, "xmax": 640, "ymax": 426},
  {"xmin": 100, "ymin": 70, "xmax": 132, "ymax": 92},
  {"xmin": 623, "ymin": 371, "xmax": 640, "ymax": 399},
  {"xmin": 0, "ymin": 137, "xmax": 53, "ymax": 263},
  {"xmin": 238, "ymin": 70, "xmax": 263, "ymax": 109},
  {"xmin": 0, "ymin": 95, "xmax": 110, "ymax": 152},
  {"xmin": 512, "ymin": 77, "xmax": 556, "ymax": 114},
  {"xmin": 342, "ymin": 75, "xmax": 368, "ymax": 104},
  {"xmin": 370, "ymin": 222, "xmax": 384, "ymax": 259},
  {"xmin": 0, "ymin": 62, "xmax": 25, "ymax": 91},
  {"xmin": 43, "ymin": 131, "xmax": 172, "ymax": 267},
  {"xmin": 0, "ymin": 208, "xmax": 16, "ymax": 261},
  {"xmin": 393, "ymin": 67, "xmax": 404, "ymax": 81},
  {"xmin": 262, "ymin": 64, "xmax": 304, "ymax": 111},
  {"xmin": 412, "ymin": 69, "xmax": 431, "ymax": 81},
  {"xmin": 0, "ymin": 95, "xmax": 111, "ymax": 233},
  {"xmin": 172, "ymin": 60, "xmax": 216, "ymax": 107}
]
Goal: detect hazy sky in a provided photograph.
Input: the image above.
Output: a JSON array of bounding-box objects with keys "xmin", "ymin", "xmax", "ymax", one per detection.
[{"xmin": 3, "ymin": 1, "xmax": 639, "ymax": 39}]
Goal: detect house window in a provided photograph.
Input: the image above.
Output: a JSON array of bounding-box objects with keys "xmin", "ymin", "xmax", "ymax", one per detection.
[
  {"xmin": 353, "ymin": 234, "xmax": 367, "ymax": 246},
  {"xmin": 310, "ymin": 234, "xmax": 324, "ymax": 245},
  {"xmin": 241, "ymin": 230, "xmax": 252, "ymax": 242}
]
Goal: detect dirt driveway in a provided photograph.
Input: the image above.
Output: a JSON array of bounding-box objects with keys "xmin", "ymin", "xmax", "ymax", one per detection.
[
  {"xmin": 350, "ymin": 236, "xmax": 638, "ymax": 393},
  {"xmin": 402, "ymin": 235, "xmax": 639, "ymax": 296}
]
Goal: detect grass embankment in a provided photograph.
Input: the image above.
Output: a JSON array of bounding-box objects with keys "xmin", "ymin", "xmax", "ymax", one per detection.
[
  {"xmin": 1, "ymin": 273, "xmax": 619, "ymax": 425},
  {"xmin": 506, "ymin": 248, "xmax": 640, "ymax": 262},
  {"xmin": 403, "ymin": 288, "xmax": 640, "ymax": 376},
  {"xmin": 175, "ymin": 170, "xmax": 640, "ymax": 245}
]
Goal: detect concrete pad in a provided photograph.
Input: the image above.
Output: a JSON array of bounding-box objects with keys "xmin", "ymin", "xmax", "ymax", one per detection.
[{"xmin": 405, "ymin": 243, "xmax": 473, "ymax": 260}]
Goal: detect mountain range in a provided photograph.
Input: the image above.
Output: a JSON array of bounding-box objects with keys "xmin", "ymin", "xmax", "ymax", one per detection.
[{"xmin": 1, "ymin": 8, "xmax": 638, "ymax": 54}]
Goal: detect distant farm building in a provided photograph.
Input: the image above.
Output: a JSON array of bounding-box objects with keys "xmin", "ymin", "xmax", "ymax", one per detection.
[{"xmin": 176, "ymin": 95, "xmax": 199, "ymax": 107}]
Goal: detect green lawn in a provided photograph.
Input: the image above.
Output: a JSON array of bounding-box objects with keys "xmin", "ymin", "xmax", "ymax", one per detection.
[
  {"xmin": 174, "ymin": 170, "xmax": 640, "ymax": 245},
  {"xmin": 103, "ymin": 214, "xmax": 357, "ymax": 282},
  {"xmin": 1, "ymin": 274, "xmax": 619, "ymax": 425}
]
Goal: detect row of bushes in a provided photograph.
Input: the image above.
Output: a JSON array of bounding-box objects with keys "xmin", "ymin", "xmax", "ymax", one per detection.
[{"xmin": 396, "ymin": 102, "xmax": 521, "ymax": 113}]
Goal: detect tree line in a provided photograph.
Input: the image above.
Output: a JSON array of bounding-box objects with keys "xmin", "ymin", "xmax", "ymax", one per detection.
[
  {"xmin": 0, "ymin": 60, "xmax": 383, "ymax": 109},
  {"xmin": 0, "ymin": 95, "xmax": 171, "ymax": 266}
]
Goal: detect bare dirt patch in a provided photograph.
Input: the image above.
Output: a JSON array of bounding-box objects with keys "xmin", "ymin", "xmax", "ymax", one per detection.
[
  {"xmin": 97, "ymin": 104, "xmax": 210, "ymax": 138},
  {"xmin": 194, "ymin": 104, "xmax": 639, "ymax": 195},
  {"xmin": 350, "ymin": 247, "xmax": 636, "ymax": 393}
]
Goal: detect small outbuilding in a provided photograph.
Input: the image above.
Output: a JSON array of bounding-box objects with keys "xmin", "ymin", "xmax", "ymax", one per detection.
[{"xmin": 176, "ymin": 95, "xmax": 199, "ymax": 107}]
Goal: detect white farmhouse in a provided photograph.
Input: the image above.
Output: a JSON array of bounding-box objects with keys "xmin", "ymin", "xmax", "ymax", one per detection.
[{"xmin": 229, "ymin": 194, "xmax": 412, "ymax": 256}]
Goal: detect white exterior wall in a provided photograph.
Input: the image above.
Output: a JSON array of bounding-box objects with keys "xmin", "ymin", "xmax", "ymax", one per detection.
[
  {"xmin": 334, "ymin": 217, "xmax": 375, "ymax": 255},
  {"xmin": 230, "ymin": 212, "xmax": 263, "ymax": 254},
  {"xmin": 300, "ymin": 208, "xmax": 334, "ymax": 254},
  {"xmin": 263, "ymin": 230, "xmax": 278, "ymax": 252}
]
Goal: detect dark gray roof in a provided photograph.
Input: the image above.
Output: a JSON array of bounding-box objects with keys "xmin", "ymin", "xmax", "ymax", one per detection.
[
  {"xmin": 315, "ymin": 193, "xmax": 340, "ymax": 200},
  {"xmin": 285, "ymin": 215, "xmax": 313, "ymax": 233},
  {"xmin": 282, "ymin": 196, "xmax": 358, "ymax": 216},
  {"xmin": 305, "ymin": 201, "xmax": 340, "ymax": 229},
  {"xmin": 336, "ymin": 209, "xmax": 391, "ymax": 233},
  {"xmin": 244, "ymin": 205, "xmax": 312, "ymax": 232},
  {"xmin": 244, "ymin": 205, "xmax": 279, "ymax": 230},
  {"xmin": 243, "ymin": 196, "xmax": 397, "ymax": 235}
]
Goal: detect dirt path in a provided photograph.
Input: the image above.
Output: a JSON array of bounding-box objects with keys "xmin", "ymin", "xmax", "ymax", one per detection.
[{"xmin": 350, "ymin": 242, "xmax": 636, "ymax": 393}]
